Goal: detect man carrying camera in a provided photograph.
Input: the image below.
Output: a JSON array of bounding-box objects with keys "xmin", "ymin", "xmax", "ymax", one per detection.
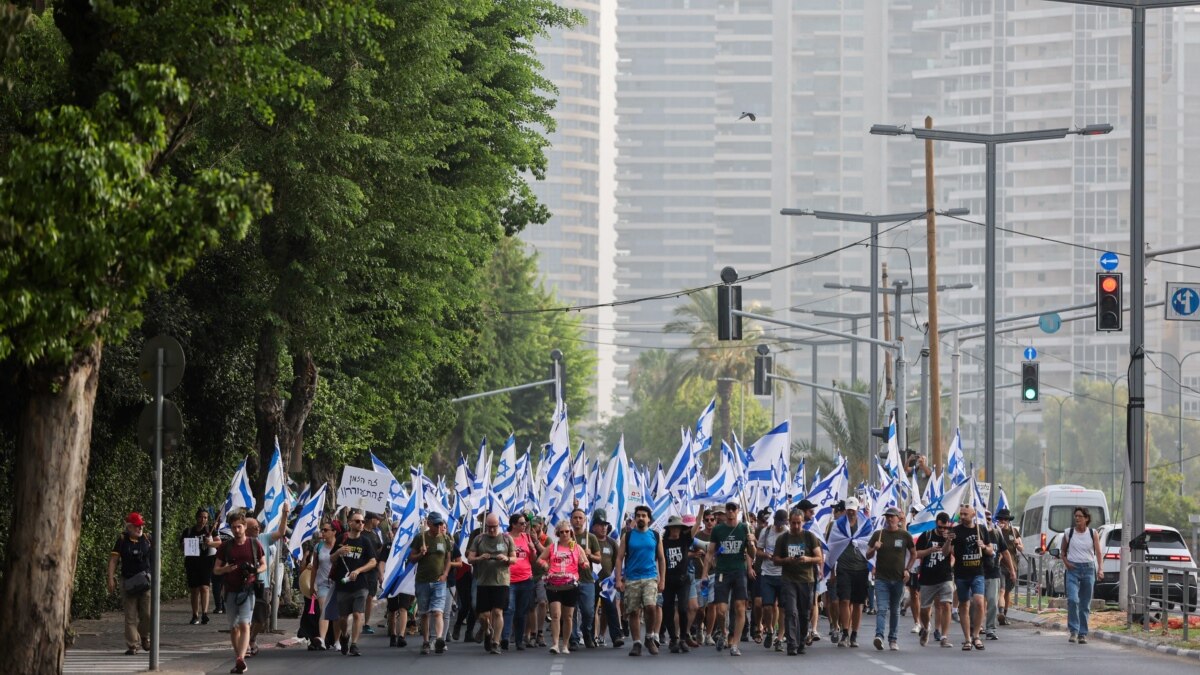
[
  {"xmin": 214, "ymin": 512, "xmax": 266, "ymax": 674},
  {"xmin": 107, "ymin": 512, "xmax": 153, "ymax": 655}
]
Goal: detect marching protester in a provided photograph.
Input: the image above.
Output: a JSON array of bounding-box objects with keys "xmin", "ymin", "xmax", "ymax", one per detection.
[
  {"xmin": 568, "ymin": 507, "xmax": 602, "ymax": 649},
  {"xmin": 468, "ymin": 513, "xmax": 516, "ymax": 654},
  {"xmin": 411, "ymin": 511, "xmax": 453, "ymax": 655},
  {"xmin": 866, "ymin": 506, "xmax": 915, "ymax": 651},
  {"xmin": 703, "ymin": 502, "xmax": 755, "ymax": 656},
  {"xmin": 832, "ymin": 497, "xmax": 868, "ymax": 648},
  {"xmin": 245, "ymin": 508, "xmax": 288, "ymax": 658},
  {"xmin": 300, "ymin": 518, "xmax": 339, "ymax": 650},
  {"xmin": 213, "ymin": 511, "xmax": 266, "ymax": 674},
  {"xmin": 362, "ymin": 512, "xmax": 385, "ymax": 636},
  {"xmin": 915, "ymin": 512, "xmax": 956, "ymax": 648},
  {"xmin": 771, "ymin": 506, "xmax": 823, "ymax": 655},
  {"xmin": 330, "ymin": 509, "xmax": 379, "ymax": 656},
  {"xmin": 181, "ymin": 507, "xmax": 217, "ymax": 626},
  {"xmin": 982, "ymin": 511, "xmax": 1013, "ymax": 640},
  {"xmin": 951, "ymin": 504, "xmax": 992, "ymax": 651},
  {"xmin": 994, "ymin": 508, "xmax": 1023, "ymax": 625},
  {"xmin": 591, "ymin": 509, "xmax": 625, "ymax": 648},
  {"xmin": 755, "ymin": 508, "xmax": 787, "ymax": 651},
  {"xmin": 661, "ymin": 513, "xmax": 699, "ymax": 653},
  {"xmin": 108, "ymin": 512, "xmax": 153, "ymax": 656},
  {"xmin": 501, "ymin": 512, "xmax": 542, "ymax": 650},
  {"xmin": 614, "ymin": 504, "xmax": 666, "ymax": 656},
  {"xmin": 538, "ymin": 520, "xmax": 586, "ymax": 653}
]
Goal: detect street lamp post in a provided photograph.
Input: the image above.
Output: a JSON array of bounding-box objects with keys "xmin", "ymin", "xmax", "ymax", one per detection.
[
  {"xmin": 1147, "ymin": 350, "xmax": 1200, "ymax": 496},
  {"xmin": 780, "ymin": 207, "xmax": 969, "ymax": 464},
  {"xmin": 872, "ymin": 122, "xmax": 1113, "ymax": 510}
]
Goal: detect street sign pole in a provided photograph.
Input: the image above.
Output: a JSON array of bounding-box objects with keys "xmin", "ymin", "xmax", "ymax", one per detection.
[{"xmin": 151, "ymin": 348, "xmax": 163, "ymax": 672}]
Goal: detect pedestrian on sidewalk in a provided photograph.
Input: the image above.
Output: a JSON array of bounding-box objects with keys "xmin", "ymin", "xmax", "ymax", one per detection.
[
  {"xmin": 1062, "ymin": 507, "xmax": 1103, "ymax": 645},
  {"xmin": 181, "ymin": 507, "xmax": 217, "ymax": 626},
  {"xmin": 108, "ymin": 512, "xmax": 153, "ymax": 656},
  {"xmin": 214, "ymin": 511, "xmax": 266, "ymax": 674}
]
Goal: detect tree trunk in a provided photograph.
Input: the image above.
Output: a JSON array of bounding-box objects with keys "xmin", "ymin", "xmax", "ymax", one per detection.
[
  {"xmin": 253, "ymin": 323, "xmax": 318, "ymax": 495},
  {"xmin": 0, "ymin": 340, "xmax": 102, "ymax": 675}
]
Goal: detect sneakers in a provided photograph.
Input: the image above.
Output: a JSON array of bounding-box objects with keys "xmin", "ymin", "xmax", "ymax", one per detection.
[
  {"xmin": 435, "ymin": 638, "xmax": 445, "ymax": 654},
  {"xmin": 310, "ymin": 638, "xmax": 325, "ymax": 651},
  {"xmin": 421, "ymin": 641, "xmax": 431, "ymax": 655},
  {"xmin": 849, "ymin": 635, "xmax": 859, "ymax": 648},
  {"xmin": 231, "ymin": 658, "xmax": 247, "ymax": 674},
  {"xmin": 729, "ymin": 645, "xmax": 742, "ymax": 656},
  {"xmin": 1068, "ymin": 633, "xmax": 1077, "ymax": 644},
  {"xmin": 703, "ymin": 633, "xmax": 714, "ymax": 646},
  {"xmin": 611, "ymin": 638, "xmax": 625, "ymax": 648},
  {"xmin": 396, "ymin": 636, "xmax": 408, "ymax": 648},
  {"xmin": 774, "ymin": 638, "xmax": 783, "ymax": 652},
  {"xmin": 874, "ymin": 635, "xmax": 884, "ymax": 650},
  {"xmin": 1078, "ymin": 636, "xmax": 1088, "ymax": 645},
  {"xmin": 562, "ymin": 644, "xmax": 571, "ymax": 655},
  {"xmin": 500, "ymin": 639, "xmax": 509, "ymax": 651},
  {"xmin": 348, "ymin": 643, "xmax": 361, "ymax": 657},
  {"xmin": 787, "ymin": 646, "xmax": 798, "ymax": 656},
  {"xmin": 489, "ymin": 645, "xmax": 501, "ymax": 655},
  {"xmin": 549, "ymin": 645, "xmax": 560, "ymax": 654},
  {"xmin": 837, "ymin": 633, "xmax": 848, "ymax": 648},
  {"xmin": 763, "ymin": 631, "xmax": 773, "ymax": 649},
  {"xmin": 363, "ymin": 626, "xmax": 376, "ymax": 635},
  {"xmin": 986, "ymin": 632, "xmax": 998, "ymax": 641},
  {"xmin": 646, "ymin": 637, "xmax": 659, "ymax": 655},
  {"xmin": 919, "ymin": 626, "xmax": 929, "ymax": 646},
  {"xmin": 389, "ymin": 636, "xmax": 397, "ymax": 648},
  {"xmin": 452, "ymin": 625, "xmax": 462, "ymax": 642},
  {"xmin": 685, "ymin": 637, "xmax": 699, "ymax": 649},
  {"xmin": 679, "ymin": 640, "xmax": 690, "ymax": 653},
  {"xmin": 911, "ymin": 623, "xmax": 922, "ymax": 634},
  {"xmin": 669, "ymin": 639, "xmax": 681, "ymax": 654},
  {"xmin": 998, "ymin": 614, "xmax": 1009, "ymax": 626},
  {"xmin": 340, "ymin": 637, "xmax": 349, "ymax": 655},
  {"xmin": 201, "ymin": 614, "xmax": 210, "ymax": 625},
  {"xmin": 714, "ymin": 632, "xmax": 726, "ymax": 651},
  {"xmin": 889, "ymin": 642, "xmax": 899, "ymax": 651},
  {"xmin": 190, "ymin": 615, "xmax": 200, "ymax": 625},
  {"xmin": 124, "ymin": 648, "xmax": 136, "ymax": 656},
  {"xmin": 940, "ymin": 636, "xmax": 952, "ymax": 648},
  {"xmin": 248, "ymin": 643, "xmax": 258, "ymax": 657},
  {"xmin": 629, "ymin": 641, "xmax": 643, "ymax": 656}
]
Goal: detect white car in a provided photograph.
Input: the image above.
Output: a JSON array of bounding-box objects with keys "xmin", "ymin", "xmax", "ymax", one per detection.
[{"xmin": 1040, "ymin": 523, "xmax": 1197, "ymax": 610}]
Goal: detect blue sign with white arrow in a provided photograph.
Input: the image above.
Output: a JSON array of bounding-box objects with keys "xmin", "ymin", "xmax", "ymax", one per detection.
[
  {"xmin": 1099, "ymin": 251, "xmax": 1119, "ymax": 271},
  {"xmin": 1023, "ymin": 346, "xmax": 1037, "ymax": 361}
]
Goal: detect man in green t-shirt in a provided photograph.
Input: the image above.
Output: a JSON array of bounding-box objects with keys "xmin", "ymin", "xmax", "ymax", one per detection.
[
  {"xmin": 702, "ymin": 502, "xmax": 756, "ymax": 656},
  {"xmin": 410, "ymin": 512, "xmax": 454, "ymax": 655},
  {"xmin": 570, "ymin": 508, "xmax": 602, "ymax": 648},
  {"xmin": 866, "ymin": 507, "xmax": 914, "ymax": 651},
  {"xmin": 468, "ymin": 514, "xmax": 516, "ymax": 654},
  {"xmin": 771, "ymin": 506, "xmax": 824, "ymax": 655}
]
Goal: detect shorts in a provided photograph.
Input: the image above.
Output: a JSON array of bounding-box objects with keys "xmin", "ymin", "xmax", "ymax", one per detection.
[
  {"xmin": 692, "ymin": 576, "xmax": 713, "ymax": 607},
  {"xmin": 759, "ymin": 575, "xmax": 783, "ymax": 605},
  {"xmin": 184, "ymin": 557, "xmax": 212, "ymax": 588},
  {"xmin": 714, "ymin": 571, "xmax": 748, "ymax": 604},
  {"xmin": 1004, "ymin": 575, "xmax": 1016, "ymax": 593},
  {"xmin": 954, "ymin": 575, "xmax": 985, "ymax": 600},
  {"xmin": 225, "ymin": 590, "xmax": 255, "ymax": 628},
  {"xmin": 546, "ymin": 587, "xmax": 579, "ymax": 607},
  {"xmin": 835, "ymin": 568, "xmax": 869, "ymax": 604},
  {"xmin": 252, "ymin": 588, "xmax": 270, "ymax": 625},
  {"xmin": 366, "ymin": 576, "xmax": 378, "ymax": 597},
  {"xmin": 623, "ymin": 578, "xmax": 659, "ymax": 613},
  {"xmin": 920, "ymin": 581, "xmax": 954, "ymax": 608},
  {"xmin": 824, "ymin": 574, "xmax": 839, "ymax": 601},
  {"xmin": 416, "ymin": 581, "xmax": 447, "ymax": 614},
  {"xmin": 316, "ymin": 581, "xmax": 334, "ymax": 605},
  {"xmin": 907, "ymin": 570, "xmax": 922, "ymax": 590},
  {"xmin": 748, "ymin": 573, "xmax": 762, "ymax": 600},
  {"xmin": 534, "ymin": 578, "xmax": 548, "ymax": 605},
  {"xmin": 476, "ymin": 585, "xmax": 510, "ymax": 613},
  {"xmin": 337, "ymin": 588, "xmax": 369, "ymax": 616},
  {"xmin": 387, "ymin": 592, "xmax": 415, "ymax": 613}
]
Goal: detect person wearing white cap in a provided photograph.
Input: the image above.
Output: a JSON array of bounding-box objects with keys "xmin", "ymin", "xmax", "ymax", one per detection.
[
  {"xmin": 832, "ymin": 497, "xmax": 868, "ymax": 648},
  {"xmin": 867, "ymin": 507, "xmax": 914, "ymax": 651}
]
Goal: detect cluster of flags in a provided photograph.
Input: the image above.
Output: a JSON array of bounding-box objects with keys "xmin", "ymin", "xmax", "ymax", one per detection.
[{"xmin": 211, "ymin": 396, "xmax": 1016, "ymax": 599}]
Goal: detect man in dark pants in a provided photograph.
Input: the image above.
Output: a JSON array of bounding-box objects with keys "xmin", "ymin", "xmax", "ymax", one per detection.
[
  {"xmin": 569, "ymin": 508, "xmax": 601, "ymax": 648},
  {"xmin": 772, "ymin": 507, "xmax": 823, "ymax": 655},
  {"xmin": 591, "ymin": 509, "xmax": 625, "ymax": 648}
]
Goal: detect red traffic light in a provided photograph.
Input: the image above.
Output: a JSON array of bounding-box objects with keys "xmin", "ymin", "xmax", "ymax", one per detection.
[
  {"xmin": 1101, "ymin": 277, "xmax": 1118, "ymax": 293},
  {"xmin": 1096, "ymin": 272, "xmax": 1122, "ymax": 332}
]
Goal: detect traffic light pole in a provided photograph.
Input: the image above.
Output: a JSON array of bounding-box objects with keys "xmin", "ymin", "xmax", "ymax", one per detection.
[
  {"xmin": 451, "ymin": 350, "xmax": 565, "ymax": 404},
  {"xmin": 766, "ymin": 373, "xmax": 870, "ymax": 402}
]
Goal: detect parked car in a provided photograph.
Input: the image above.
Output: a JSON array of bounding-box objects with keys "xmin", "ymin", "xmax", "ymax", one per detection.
[
  {"xmin": 1040, "ymin": 523, "xmax": 1197, "ymax": 611},
  {"xmin": 1019, "ymin": 484, "xmax": 1109, "ymax": 577}
]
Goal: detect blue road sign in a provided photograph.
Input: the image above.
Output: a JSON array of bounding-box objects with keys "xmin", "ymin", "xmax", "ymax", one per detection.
[
  {"xmin": 1099, "ymin": 251, "xmax": 1119, "ymax": 271},
  {"xmin": 1023, "ymin": 346, "xmax": 1037, "ymax": 361},
  {"xmin": 1166, "ymin": 281, "xmax": 1195, "ymax": 317},
  {"xmin": 1039, "ymin": 313, "xmax": 1062, "ymax": 334}
]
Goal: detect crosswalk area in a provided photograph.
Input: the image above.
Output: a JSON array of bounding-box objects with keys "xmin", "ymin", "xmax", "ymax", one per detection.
[{"xmin": 64, "ymin": 647, "xmax": 225, "ymax": 673}]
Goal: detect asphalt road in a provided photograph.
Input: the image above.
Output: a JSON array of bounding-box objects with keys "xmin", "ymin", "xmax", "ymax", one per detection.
[{"xmin": 193, "ymin": 620, "xmax": 1196, "ymax": 675}]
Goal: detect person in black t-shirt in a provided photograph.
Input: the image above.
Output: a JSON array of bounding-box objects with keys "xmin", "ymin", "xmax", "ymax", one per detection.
[
  {"xmin": 331, "ymin": 510, "xmax": 379, "ymax": 656},
  {"xmin": 181, "ymin": 507, "xmax": 218, "ymax": 625},
  {"xmin": 662, "ymin": 516, "xmax": 699, "ymax": 651},
  {"xmin": 108, "ymin": 512, "xmax": 154, "ymax": 655},
  {"xmin": 950, "ymin": 505, "xmax": 994, "ymax": 650},
  {"xmin": 982, "ymin": 516, "xmax": 1011, "ymax": 640},
  {"xmin": 914, "ymin": 512, "xmax": 954, "ymax": 647}
]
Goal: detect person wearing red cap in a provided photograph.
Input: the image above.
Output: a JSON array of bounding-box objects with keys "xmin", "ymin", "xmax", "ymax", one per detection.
[{"xmin": 108, "ymin": 512, "xmax": 153, "ymax": 655}]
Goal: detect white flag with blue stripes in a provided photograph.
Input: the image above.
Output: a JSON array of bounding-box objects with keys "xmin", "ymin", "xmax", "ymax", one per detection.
[
  {"xmin": 380, "ymin": 489, "xmax": 420, "ymax": 599},
  {"xmin": 258, "ymin": 440, "xmax": 288, "ymax": 535},
  {"xmin": 693, "ymin": 397, "xmax": 715, "ymax": 456},
  {"xmin": 217, "ymin": 458, "xmax": 256, "ymax": 535},
  {"xmin": 287, "ymin": 485, "xmax": 326, "ymax": 563},
  {"xmin": 946, "ymin": 428, "xmax": 968, "ymax": 486}
]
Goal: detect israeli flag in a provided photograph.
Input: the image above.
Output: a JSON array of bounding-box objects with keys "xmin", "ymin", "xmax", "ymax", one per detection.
[
  {"xmin": 745, "ymin": 421, "xmax": 789, "ymax": 492},
  {"xmin": 599, "ymin": 575, "xmax": 617, "ymax": 603},
  {"xmin": 541, "ymin": 402, "xmax": 572, "ymax": 514},
  {"xmin": 664, "ymin": 430, "xmax": 694, "ymax": 500},
  {"xmin": 995, "ymin": 486, "xmax": 1010, "ymax": 523},
  {"xmin": 371, "ymin": 452, "xmax": 406, "ymax": 516},
  {"xmin": 380, "ymin": 489, "xmax": 420, "ymax": 599},
  {"xmin": 824, "ymin": 513, "xmax": 876, "ymax": 576},
  {"xmin": 473, "ymin": 437, "xmax": 489, "ymax": 496},
  {"xmin": 946, "ymin": 428, "xmax": 968, "ymax": 486},
  {"xmin": 701, "ymin": 441, "xmax": 740, "ymax": 504},
  {"xmin": 258, "ymin": 440, "xmax": 288, "ymax": 535},
  {"xmin": 694, "ymin": 397, "xmax": 716, "ymax": 456},
  {"xmin": 809, "ymin": 457, "xmax": 849, "ymax": 533},
  {"xmin": 599, "ymin": 436, "xmax": 629, "ymax": 522},
  {"xmin": 216, "ymin": 458, "xmax": 256, "ymax": 535},
  {"xmin": 789, "ymin": 460, "xmax": 807, "ymax": 508},
  {"xmin": 571, "ymin": 442, "xmax": 590, "ymax": 510},
  {"xmin": 493, "ymin": 434, "xmax": 519, "ymax": 508},
  {"xmin": 287, "ymin": 485, "xmax": 326, "ymax": 563},
  {"xmin": 969, "ymin": 474, "xmax": 988, "ymax": 519},
  {"xmin": 883, "ymin": 412, "xmax": 903, "ymax": 477}
]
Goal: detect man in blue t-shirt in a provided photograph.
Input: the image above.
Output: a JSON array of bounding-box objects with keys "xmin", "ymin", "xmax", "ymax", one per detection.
[{"xmin": 614, "ymin": 505, "xmax": 666, "ymax": 656}]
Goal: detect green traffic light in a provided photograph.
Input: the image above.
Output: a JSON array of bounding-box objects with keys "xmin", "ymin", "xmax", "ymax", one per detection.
[{"xmin": 1024, "ymin": 388, "xmax": 1037, "ymax": 400}]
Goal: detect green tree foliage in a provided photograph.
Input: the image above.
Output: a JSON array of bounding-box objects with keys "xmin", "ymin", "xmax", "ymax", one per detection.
[
  {"xmin": 800, "ymin": 380, "xmax": 879, "ymax": 480},
  {"xmin": 446, "ymin": 239, "xmax": 595, "ymax": 468},
  {"xmin": 600, "ymin": 349, "xmax": 773, "ymax": 466}
]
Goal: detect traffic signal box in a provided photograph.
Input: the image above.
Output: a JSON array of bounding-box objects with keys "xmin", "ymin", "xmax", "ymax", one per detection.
[{"xmin": 1096, "ymin": 272, "xmax": 1122, "ymax": 332}]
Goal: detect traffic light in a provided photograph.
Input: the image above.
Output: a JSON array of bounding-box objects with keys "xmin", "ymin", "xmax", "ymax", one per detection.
[
  {"xmin": 1096, "ymin": 272, "xmax": 1122, "ymax": 332},
  {"xmin": 753, "ymin": 351, "xmax": 772, "ymax": 396},
  {"xmin": 1021, "ymin": 361, "xmax": 1039, "ymax": 402},
  {"xmin": 717, "ymin": 284, "xmax": 743, "ymax": 340},
  {"xmin": 549, "ymin": 349, "xmax": 565, "ymax": 401}
]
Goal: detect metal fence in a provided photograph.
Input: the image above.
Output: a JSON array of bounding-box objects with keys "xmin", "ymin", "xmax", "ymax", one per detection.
[
  {"xmin": 1124, "ymin": 560, "xmax": 1196, "ymax": 640},
  {"xmin": 1014, "ymin": 551, "xmax": 1044, "ymax": 612}
]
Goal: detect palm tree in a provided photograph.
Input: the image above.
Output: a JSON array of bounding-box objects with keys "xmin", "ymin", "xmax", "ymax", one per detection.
[
  {"xmin": 795, "ymin": 380, "xmax": 882, "ymax": 482},
  {"xmin": 665, "ymin": 290, "xmax": 786, "ymax": 448}
]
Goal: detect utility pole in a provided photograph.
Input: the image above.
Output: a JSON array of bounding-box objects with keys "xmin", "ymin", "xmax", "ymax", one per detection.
[
  {"xmin": 882, "ymin": 263, "xmax": 893, "ymax": 402},
  {"xmin": 924, "ymin": 116, "xmax": 944, "ymax": 467}
]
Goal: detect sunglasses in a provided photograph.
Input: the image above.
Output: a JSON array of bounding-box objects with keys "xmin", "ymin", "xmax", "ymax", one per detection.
[
  {"xmin": 557, "ymin": 530, "xmax": 571, "ymax": 535},
  {"xmin": 350, "ymin": 519, "xmax": 364, "ymax": 524}
]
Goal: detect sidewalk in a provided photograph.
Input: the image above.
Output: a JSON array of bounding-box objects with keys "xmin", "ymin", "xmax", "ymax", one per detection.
[
  {"xmin": 1007, "ymin": 606, "xmax": 1200, "ymax": 662},
  {"xmin": 68, "ymin": 595, "xmax": 302, "ymax": 674}
]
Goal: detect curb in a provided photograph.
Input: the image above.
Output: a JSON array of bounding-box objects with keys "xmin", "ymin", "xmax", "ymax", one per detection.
[{"xmin": 1011, "ymin": 611, "xmax": 1200, "ymax": 662}]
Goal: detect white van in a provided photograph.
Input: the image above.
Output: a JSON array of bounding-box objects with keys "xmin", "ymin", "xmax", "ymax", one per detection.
[{"xmin": 1019, "ymin": 484, "xmax": 1110, "ymax": 556}]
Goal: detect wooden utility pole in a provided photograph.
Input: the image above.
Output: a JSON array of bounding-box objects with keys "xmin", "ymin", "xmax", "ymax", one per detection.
[
  {"xmin": 882, "ymin": 263, "xmax": 894, "ymax": 401},
  {"xmin": 924, "ymin": 116, "xmax": 945, "ymax": 469}
]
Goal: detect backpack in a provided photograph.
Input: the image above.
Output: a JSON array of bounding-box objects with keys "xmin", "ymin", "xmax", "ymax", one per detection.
[{"xmin": 1063, "ymin": 527, "xmax": 1096, "ymax": 558}]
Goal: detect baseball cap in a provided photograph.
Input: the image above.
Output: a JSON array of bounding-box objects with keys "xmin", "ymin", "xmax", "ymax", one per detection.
[
  {"xmin": 426, "ymin": 511, "xmax": 445, "ymax": 526},
  {"xmin": 126, "ymin": 512, "xmax": 145, "ymax": 527},
  {"xmin": 773, "ymin": 509, "xmax": 788, "ymax": 524},
  {"xmin": 844, "ymin": 497, "xmax": 860, "ymax": 511},
  {"xmin": 591, "ymin": 508, "xmax": 610, "ymax": 526},
  {"xmin": 884, "ymin": 507, "xmax": 902, "ymax": 518},
  {"xmin": 797, "ymin": 499, "xmax": 817, "ymax": 511},
  {"xmin": 995, "ymin": 509, "xmax": 1013, "ymax": 521}
]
